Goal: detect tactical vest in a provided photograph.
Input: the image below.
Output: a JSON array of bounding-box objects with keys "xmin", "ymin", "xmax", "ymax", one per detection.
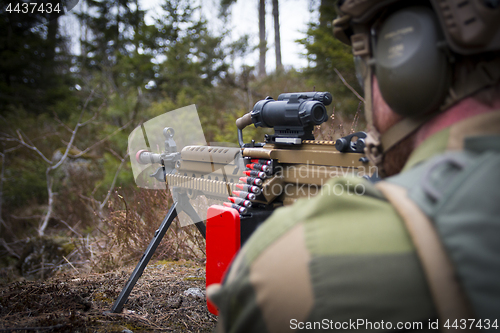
[{"xmin": 375, "ymin": 135, "xmax": 500, "ymax": 330}]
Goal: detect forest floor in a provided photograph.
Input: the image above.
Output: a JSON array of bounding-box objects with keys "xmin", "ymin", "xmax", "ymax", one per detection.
[{"xmin": 0, "ymin": 260, "xmax": 217, "ymax": 332}]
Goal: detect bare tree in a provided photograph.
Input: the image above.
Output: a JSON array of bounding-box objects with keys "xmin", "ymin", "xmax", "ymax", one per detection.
[
  {"xmin": 220, "ymin": 0, "xmax": 269, "ymax": 76},
  {"xmin": 0, "ymin": 92, "xmax": 131, "ymax": 237},
  {"xmin": 11, "ymin": 94, "xmax": 96, "ymax": 236},
  {"xmin": 258, "ymin": 0, "xmax": 267, "ymax": 77},
  {"xmin": 272, "ymin": 0, "xmax": 282, "ymax": 71}
]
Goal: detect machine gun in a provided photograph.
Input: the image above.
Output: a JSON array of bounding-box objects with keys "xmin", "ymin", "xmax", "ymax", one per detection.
[{"xmin": 110, "ymin": 92, "xmax": 374, "ymax": 314}]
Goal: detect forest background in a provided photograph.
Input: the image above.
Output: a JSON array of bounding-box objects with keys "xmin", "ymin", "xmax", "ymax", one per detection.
[{"xmin": 0, "ymin": 0, "xmax": 362, "ymax": 282}]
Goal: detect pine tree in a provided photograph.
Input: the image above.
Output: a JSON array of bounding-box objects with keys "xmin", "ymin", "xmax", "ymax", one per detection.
[
  {"xmin": 299, "ymin": 0, "xmax": 355, "ymax": 83},
  {"xmin": 152, "ymin": 0, "xmax": 228, "ymax": 101},
  {"xmin": 0, "ymin": 1, "xmax": 75, "ymax": 117},
  {"xmin": 76, "ymin": 0, "xmax": 154, "ymax": 88}
]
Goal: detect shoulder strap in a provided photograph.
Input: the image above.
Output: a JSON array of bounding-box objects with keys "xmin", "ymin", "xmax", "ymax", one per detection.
[{"xmin": 375, "ymin": 181, "xmax": 477, "ymax": 332}]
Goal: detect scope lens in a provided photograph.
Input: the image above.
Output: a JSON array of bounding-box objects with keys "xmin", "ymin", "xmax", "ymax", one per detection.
[
  {"xmin": 304, "ymin": 102, "xmax": 327, "ymax": 125},
  {"xmin": 312, "ymin": 105, "xmax": 325, "ymax": 123}
]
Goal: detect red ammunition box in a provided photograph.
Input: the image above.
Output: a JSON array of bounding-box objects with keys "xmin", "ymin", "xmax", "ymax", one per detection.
[{"xmin": 206, "ymin": 205, "xmax": 241, "ymax": 315}]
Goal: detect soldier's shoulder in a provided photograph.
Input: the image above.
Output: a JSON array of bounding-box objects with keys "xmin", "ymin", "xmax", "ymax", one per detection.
[
  {"xmin": 387, "ymin": 138, "xmax": 500, "ymax": 320},
  {"xmin": 216, "ymin": 175, "xmax": 435, "ymax": 332},
  {"xmin": 243, "ymin": 176, "xmax": 412, "ymax": 265}
]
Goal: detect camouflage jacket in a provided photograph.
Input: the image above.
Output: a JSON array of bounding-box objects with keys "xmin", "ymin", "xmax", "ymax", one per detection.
[{"xmin": 207, "ymin": 111, "xmax": 500, "ymax": 333}]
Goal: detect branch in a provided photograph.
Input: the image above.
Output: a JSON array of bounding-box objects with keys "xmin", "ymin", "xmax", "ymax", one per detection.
[
  {"xmin": 9, "ymin": 130, "xmax": 53, "ymax": 164},
  {"xmin": 100, "ymin": 152, "xmax": 129, "ymax": 211},
  {"xmin": 79, "ymin": 112, "xmax": 98, "ymax": 127},
  {"xmin": 78, "ymin": 192, "xmax": 99, "ymax": 206},
  {"xmin": 334, "ymin": 68, "xmax": 365, "ymax": 103},
  {"xmin": 107, "ymin": 147, "xmax": 123, "ymax": 160},
  {"xmin": 56, "ymin": 97, "xmax": 104, "ymax": 135},
  {"xmin": 62, "ymin": 255, "xmax": 80, "ymax": 274},
  {"xmin": 9, "ymin": 214, "xmax": 44, "ymax": 220},
  {"xmin": 350, "ymin": 102, "xmax": 362, "ymax": 134},
  {"xmin": 58, "ymin": 219, "xmax": 83, "ymax": 237},
  {"xmin": 53, "ymin": 111, "xmax": 74, "ymax": 133},
  {"xmin": 0, "ymin": 238, "xmax": 20, "ymax": 259},
  {"xmin": 3, "ymin": 144, "xmax": 22, "ymax": 154},
  {"xmin": 72, "ymin": 120, "xmax": 132, "ymax": 158},
  {"xmin": 50, "ymin": 90, "xmax": 97, "ymax": 171}
]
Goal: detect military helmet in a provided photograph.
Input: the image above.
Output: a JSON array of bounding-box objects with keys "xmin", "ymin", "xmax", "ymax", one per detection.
[
  {"xmin": 332, "ymin": 0, "xmax": 500, "ymax": 172},
  {"xmin": 334, "ymin": 0, "xmax": 500, "ymax": 54}
]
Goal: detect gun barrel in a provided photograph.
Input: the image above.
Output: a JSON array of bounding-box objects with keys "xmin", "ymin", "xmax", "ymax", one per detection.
[
  {"xmin": 136, "ymin": 150, "xmax": 162, "ymax": 165},
  {"xmin": 236, "ymin": 112, "xmax": 253, "ymax": 130}
]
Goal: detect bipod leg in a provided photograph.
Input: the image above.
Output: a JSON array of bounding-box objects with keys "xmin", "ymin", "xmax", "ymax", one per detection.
[
  {"xmin": 176, "ymin": 192, "xmax": 206, "ymax": 239},
  {"xmin": 194, "ymin": 221, "xmax": 206, "ymax": 239},
  {"xmin": 109, "ymin": 201, "xmax": 179, "ymax": 313}
]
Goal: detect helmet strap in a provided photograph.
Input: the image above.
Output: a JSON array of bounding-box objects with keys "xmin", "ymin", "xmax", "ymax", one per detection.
[
  {"xmin": 364, "ymin": 128, "xmax": 385, "ymax": 177},
  {"xmin": 380, "ymin": 117, "xmax": 430, "ymax": 153},
  {"xmin": 361, "ymin": 62, "xmax": 388, "ymax": 176},
  {"xmin": 350, "ymin": 32, "xmax": 385, "ymax": 175}
]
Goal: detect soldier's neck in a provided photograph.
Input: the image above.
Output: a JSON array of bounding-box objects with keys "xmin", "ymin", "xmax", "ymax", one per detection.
[{"xmin": 415, "ymin": 97, "xmax": 500, "ymax": 147}]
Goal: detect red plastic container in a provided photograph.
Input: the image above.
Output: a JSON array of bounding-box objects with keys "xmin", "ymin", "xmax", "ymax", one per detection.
[{"xmin": 206, "ymin": 205, "xmax": 241, "ymax": 315}]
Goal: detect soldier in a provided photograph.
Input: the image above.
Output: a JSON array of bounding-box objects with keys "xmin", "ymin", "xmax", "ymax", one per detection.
[{"xmin": 208, "ymin": 0, "xmax": 500, "ymax": 332}]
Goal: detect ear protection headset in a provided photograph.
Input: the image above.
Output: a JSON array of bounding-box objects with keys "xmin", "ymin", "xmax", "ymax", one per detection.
[
  {"xmin": 335, "ymin": 0, "xmax": 500, "ymax": 174},
  {"xmin": 358, "ymin": 6, "xmax": 452, "ymax": 118}
]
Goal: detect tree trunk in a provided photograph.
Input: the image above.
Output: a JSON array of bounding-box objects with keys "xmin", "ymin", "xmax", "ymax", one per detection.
[
  {"xmin": 319, "ymin": 0, "xmax": 336, "ymax": 28},
  {"xmin": 46, "ymin": 17, "xmax": 58, "ymax": 60},
  {"xmin": 79, "ymin": 1, "xmax": 88, "ymax": 62},
  {"xmin": 38, "ymin": 172, "xmax": 54, "ymax": 237},
  {"xmin": 258, "ymin": 0, "xmax": 266, "ymax": 77},
  {"xmin": 44, "ymin": 16, "xmax": 58, "ymax": 82},
  {"xmin": 272, "ymin": 0, "xmax": 282, "ymax": 71}
]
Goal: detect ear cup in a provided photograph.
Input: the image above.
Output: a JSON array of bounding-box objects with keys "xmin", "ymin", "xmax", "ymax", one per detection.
[{"xmin": 375, "ymin": 7, "xmax": 451, "ymax": 118}]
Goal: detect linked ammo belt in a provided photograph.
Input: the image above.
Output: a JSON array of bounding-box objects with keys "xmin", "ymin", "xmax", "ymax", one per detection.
[{"xmin": 166, "ymin": 174, "xmax": 237, "ymax": 198}]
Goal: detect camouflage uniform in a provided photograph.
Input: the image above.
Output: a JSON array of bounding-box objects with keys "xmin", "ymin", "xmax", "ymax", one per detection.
[{"xmin": 207, "ymin": 111, "xmax": 500, "ymax": 332}]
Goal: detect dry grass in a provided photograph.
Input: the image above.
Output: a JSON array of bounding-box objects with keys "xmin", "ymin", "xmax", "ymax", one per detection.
[
  {"xmin": 0, "ymin": 188, "xmax": 216, "ymax": 331},
  {"xmin": 0, "ymin": 187, "xmax": 208, "ymax": 283},
  {"xmin": 73, "ymin": 188, "xmax": 207, "ymax": 274},
  {"xmin": 0, "ymin": 260, "xmax": 217, "ymax": 332},
  {"xmin": 313, "ymin": 101, "xmax": 364, "ymax": 141}
]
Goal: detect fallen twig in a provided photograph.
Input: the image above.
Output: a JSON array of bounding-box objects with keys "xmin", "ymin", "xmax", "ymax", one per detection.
[{"xmin": 334, "ymin": 68, "xmax": 365, "ymax": 103}]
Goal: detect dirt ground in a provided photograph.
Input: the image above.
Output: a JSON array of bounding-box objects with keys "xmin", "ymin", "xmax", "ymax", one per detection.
[{"xmin": 0, "ymin": 260, "xmax": 217, "ymax": 332}]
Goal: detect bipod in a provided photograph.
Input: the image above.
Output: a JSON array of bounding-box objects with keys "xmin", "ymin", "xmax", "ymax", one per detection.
[{"xmin": 109, "ymin": 191, "xmax": 205, "ymax": 313}]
